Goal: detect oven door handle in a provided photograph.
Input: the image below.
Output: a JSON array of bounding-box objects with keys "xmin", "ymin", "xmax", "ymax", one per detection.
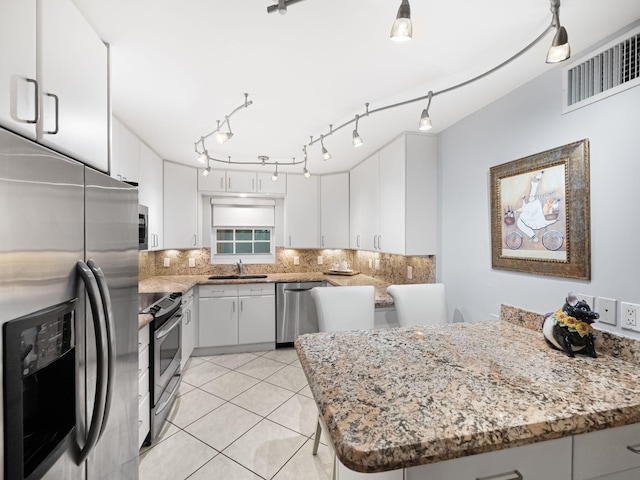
[
  {"xmin": 76, "ymin": 260, "xmax": 109, "ymax": 464},
  {"xmin": 87, "ymin": 259, "xmax": 116, "ymax": 437},
  {"xmin": 156, "ymin": 313, "xmax": 182, "ymax": 340}
]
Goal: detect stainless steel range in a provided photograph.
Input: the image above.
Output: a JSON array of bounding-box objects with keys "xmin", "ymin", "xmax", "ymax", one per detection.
[{"xmin": 140, "ymin": 292, "xmax": 182, "ymax": 443}]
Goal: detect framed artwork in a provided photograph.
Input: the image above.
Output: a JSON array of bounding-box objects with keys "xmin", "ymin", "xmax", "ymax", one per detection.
[{"xmin": 489, "ymin": 139, "xmax": 591, "ymax": 280}]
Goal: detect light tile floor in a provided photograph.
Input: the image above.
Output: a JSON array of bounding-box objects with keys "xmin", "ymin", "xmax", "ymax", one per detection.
[{"xmin": 139, "ymin": 349, "xmax": 334, "ymax": 480}]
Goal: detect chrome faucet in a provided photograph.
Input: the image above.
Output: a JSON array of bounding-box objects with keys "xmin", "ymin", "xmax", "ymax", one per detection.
[{"xmin": 235, "ymin": 259, "xmax": 244, "ymax": 275}]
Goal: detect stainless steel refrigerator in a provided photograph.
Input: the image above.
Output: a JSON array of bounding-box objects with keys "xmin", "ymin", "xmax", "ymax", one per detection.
[{"xmin": 0, "ymin": 127, "xmax": 139, "ymax": 480}]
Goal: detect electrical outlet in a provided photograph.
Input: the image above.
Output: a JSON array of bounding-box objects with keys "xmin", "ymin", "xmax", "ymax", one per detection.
[
  {"xmin": 163, "ymin": 257, "xmax": 170, "ymax": 267},
  {"xmin": 621, "ymin": 302, "xmax": 640, "ymax": 332},
  {"xmin": 576, "ymin": 294, "xmax": 595, "ymax": 309},
  {"xmin": 407, "ymin": 266, "xmax": 413, "ymax": 279},
  {"xmin": 375, "ymin": 259, "xmax": 380, "ymax": 270},
  {"xmin": 597, "ymin": 297, "xmax": 617, "ymax": 326},
  {"xmin": 317, "ymin": 256, "xmax": 323, "ymax": 265},
  {"xmin": 293, "ymin": 256, "xmax": 300, "ymax": 265},
  {"xmin": 188, "ymin": 258, "xmax": 196, "ymax": 267}
]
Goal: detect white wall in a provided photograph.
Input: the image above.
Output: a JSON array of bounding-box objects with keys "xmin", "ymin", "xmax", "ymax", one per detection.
[{"xmin": 438, "ymin": 54, "xmax": 640, "ymax": 339}]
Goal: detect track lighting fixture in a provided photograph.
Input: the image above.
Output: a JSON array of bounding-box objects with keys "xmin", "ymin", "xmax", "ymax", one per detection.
[
  {"xmin": 390, "ymin": 0, "xmax": 412, "ymax": 42},
  {"xmin": 302, "ymin": 147, "xmax": 311, "ymax": 178},
  {"xmin": 272, "ymin": 162, "xmax": 279, "ymax": 181},
  {"xmin": 352, "ymin": 115, "xmax": 363, "ymax": 147},
  {"xmin": 419, "ymin": 91, "xmax": 433, "ymax": 131},
  {"xmin": 197, "ymin": 150, "xmax": 208, "ymax": 164},
  {"xmin": 320, "ymin": 135, "xmax": 332, "ymax": 161},
  {"xmin": 546, "ymin": 0, "xmax": 570, "ymax": 64},
  {"xmin": 216, "ymin": 117, "xmax": 233, "ymax": 144}
]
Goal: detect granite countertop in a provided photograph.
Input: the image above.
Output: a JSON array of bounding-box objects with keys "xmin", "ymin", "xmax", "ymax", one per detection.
[
  {"xmin": 294, "ymin": 320, "xmax": 640, "ymax": 473},
  {"xmin": 138, "ymin": 272, "xmax": 393, "ymax": 329}
]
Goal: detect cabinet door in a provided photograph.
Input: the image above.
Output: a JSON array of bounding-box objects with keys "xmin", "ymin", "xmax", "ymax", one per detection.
[
  {"xmin": 198, "ymin": 169, "xmax": 226, "ymax": 192},
  {"xmin": 163, "ymin": 161, "xmax": 198, "ymax": 249},
  {"xmin": 378, "ymin": 136, "xmax": 406, "ymax": 255},
  {"xmin": 321, "ymin": 172, "xmax": 350, "ymax": 249},
  {"xmin": 405, "ymin": 436, "xmax": 571, "ymax": 480},
  {"xmin": 285, "ymin": 174, "xmax": 319, "ymax": 248},
  {"xmin": 226, "ymin": 171, "xmax": 256, "ymax": 193},
  {"xmin": 238, "ymin": 295, "xmax": 275, "ymax": 344},
  {"xmin": 198, "ymin": 297, "xmax": 238, "ymax": 347},
  {"xmin": 257, "ymin": 172, "xmax": 287, "ymax": 194},
  {"xmin": 139, "ymin": 142, "xmax": 163, "ymax": 250},
  {"xmin": 37, "ymin": 0, "xmax": 108, "ymax": 171},
  {"xmin": 111, "ymin": 117, "xmax": 140, "ymax": 183},
  {"xmin": 337, "ymin": 462, "xmax": 403, "ymax": 480},
  {"xmin": 0, "ymin": 0, "xmax": 37, "ymax": 139},
  {"xmin": 350, "ymin": 155, "xmax": 378, "ymax": 251}
]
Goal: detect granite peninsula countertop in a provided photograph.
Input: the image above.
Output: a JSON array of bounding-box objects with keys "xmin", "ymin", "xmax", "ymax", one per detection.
[
  {"xmin": 294, "ymin": 320, "xmax": 640, "ymax": 473},
  {"xmin": 138, "ymin": 273, "xmax": 393, "ymax": 329}
]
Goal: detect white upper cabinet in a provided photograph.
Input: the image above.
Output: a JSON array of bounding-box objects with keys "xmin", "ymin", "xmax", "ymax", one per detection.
[
  {"xmin": 111, "ymin": 117, "xmax": 140, "ymax": 183},
  {"xmin": 199, "ymin": 169, "xmax": 287, "ymax": 195},
  {"xmin": 285, "ymin": 174, "xmax": 319, "ymax": 248},
  {"xmin": 226, "ymin": 170, "xmax": 256, "ymax": 193},
  {"xmin": 349, "ymin": 133, "xmax": 437, "ymax": 255},
  {"xmin": 139, "ymin": 142, "xmax": 163, "ymax": 250},
  {"xmin": 0, "ymin": 0, "xmax": 37, "ymax": 139},
  {"xmin": 37, "ymin": 0, "xmax": 109, "ymax": 171},
  {"xmin": 320, "ymin": 172, "xmax": 350, "ymax": 249},
  {"xmin": 198, "ymin": 169, "xmax": 226, "ymax": 192},
  {"xmin": 163, "ymin": 161, "xmax": 198, "ymax": 249},
  {"xmin": 256, "ymin": 172, "xmax": 286, "ymax": 194}
]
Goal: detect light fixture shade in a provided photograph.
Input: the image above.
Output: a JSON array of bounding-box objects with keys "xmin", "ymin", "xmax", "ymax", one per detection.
[
  {"xmin": 419, "ymin": 109, "xmax": 432, "ymax": 130},
  {"xmin": 216, "ymin": 131, "xmax": 233, "ymax": 144},
  {"xmin": 546, "ymin": 26, "xmax": 570, "ymax": 63},
  {"xmin": 390, "ymin": 0, "xmax": 412, "ymax": 42},
  {"xmin": 352, "ymin": 129, "xmax": 363, "ymax": 147},
  {"xmin": 202, "ymin": 167, "xmax": 211, "ymax": 177},
  {"xmin": 303, "ymin": 167, "xmax": 311, "ymax": 178},
  {"xmin": 197, "ymin": 151, "xmax": 208, "ymax": 164},
  {"xmin": 322, "ymin": 146, "xmax": 332, "ymax": 161}
]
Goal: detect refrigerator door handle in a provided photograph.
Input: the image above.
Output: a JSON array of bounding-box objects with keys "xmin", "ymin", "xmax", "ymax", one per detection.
[
  {"xmin": 76, "ymin": 260, "xmax": 109, "ymax": 464},
  {"xmin": 87, "ymin": 259, "xmax": 116, "ymax": 437}
]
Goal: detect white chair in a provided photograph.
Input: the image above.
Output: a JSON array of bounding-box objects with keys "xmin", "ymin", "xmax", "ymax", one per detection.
[
  {"xmin": 309, "ymin": 285, "xmax": 375, "ymax": 479},
  {"xmin": 387, "ymin": 283, "xmax": 448, "ymax": 327}
]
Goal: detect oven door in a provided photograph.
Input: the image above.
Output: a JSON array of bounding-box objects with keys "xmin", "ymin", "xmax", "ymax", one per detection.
[{"xmin": 153, "ymin": 310, "xmax": 182, "ymax": 405}]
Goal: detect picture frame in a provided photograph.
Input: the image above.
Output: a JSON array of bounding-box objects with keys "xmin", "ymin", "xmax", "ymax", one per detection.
[{"xmin": 489, "ymin": 139, "xmax": 591, "ymax": 280}]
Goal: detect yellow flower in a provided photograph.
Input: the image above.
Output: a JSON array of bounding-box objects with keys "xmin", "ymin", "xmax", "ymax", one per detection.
[
  {"xmin": 574, "ymin": 322, "xmax": 593, "ymax": 337},
  {"xmin": 563, "ymin": 317, "xmax": 578, "ymax": 327}
]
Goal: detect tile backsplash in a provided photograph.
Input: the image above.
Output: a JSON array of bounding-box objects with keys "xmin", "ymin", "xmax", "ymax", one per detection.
[{"xmin": 139, "ymin": 247, "xmax": 435, "ymax": 285}]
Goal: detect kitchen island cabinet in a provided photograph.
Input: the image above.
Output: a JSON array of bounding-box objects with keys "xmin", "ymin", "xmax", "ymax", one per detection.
[{"xmin": 295, "ymin": 320, "xmax": 640, "ymax": 475}]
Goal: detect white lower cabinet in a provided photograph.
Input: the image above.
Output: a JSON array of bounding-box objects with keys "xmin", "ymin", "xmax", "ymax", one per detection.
[
  {"xmin": 138, "ymin": 324, "xmax": 150, "ymax": 449},
  {"xmin": 573, "ymin": 423, "xmax": 640, "ymax": 480},
  {"xmin": 198, "ymin": 283, "xmax": 275, "ymax": 348},
  {"xmin": 405, "ymin": 436, "xmax": 572, "ymax": 479},
  {"xmin": 337, "ymin": 462, "xmax": 403, "ymax": 480},
  {"xmin": 181, "ymin": 288, "xmax": 195, "ymax": 368}
]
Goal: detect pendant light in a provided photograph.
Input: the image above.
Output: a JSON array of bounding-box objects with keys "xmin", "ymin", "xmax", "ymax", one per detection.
[
  {"xmin": 216, "ymin": 117, "xmax": 234, "ymax": 144},
  {"xmin": 272, "ymin": 162, "xmax": 279, "ymax": 181},
  {"xmin": 418, "ymin": 91, "xmax": 433, "ymax": 131},
  {"xmin": 352, "ymin": 115, "xmax": 363, "ymax": 147},
  {"xmin": 546, "ymin": 0, "xmax": 570, "ymax": 63},
  {"xmin": 390, "ymin": 0, "xmax": 412, "ymax": 42},
  {"xmin": 320, "ymin": 135, "xmax": 332, "ymax": 160},
  {"xmin": 197, "ymin": 150, "xmax": 208, "ymax": 164}
]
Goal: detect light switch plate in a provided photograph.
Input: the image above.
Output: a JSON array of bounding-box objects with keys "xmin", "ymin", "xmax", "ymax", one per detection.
[
  {"xmin": 163, "ymin": 257, "xmax": 170, "ymax": 267},
  {"xmin": 317, "ymin": 256, "xmax": 323, "ymax": 265},
  {"xmin": 576, "ymin": 294, "xmax": 595, "ymax": 310},
  {"xmin": 597, "ymin": 297, "xmax": 617, "ymax": 325},
  {"xmin": 407, "ymin": 266, "xmax": 413, "ymax": 279},
  {"xmin": 188, "ymin": 258, "xmax": 196, "ymax": 267},
  {"xmin": 293, "ymin": 256, "xmax": 300, "ymax": 265}
]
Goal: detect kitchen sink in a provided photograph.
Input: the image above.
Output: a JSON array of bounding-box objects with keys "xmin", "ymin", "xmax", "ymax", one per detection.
[{"xmin": 207, "ymin": 274, "xmax": 268, "ymax": 280}]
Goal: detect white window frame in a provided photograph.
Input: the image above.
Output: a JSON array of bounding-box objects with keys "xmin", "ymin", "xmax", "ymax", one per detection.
[{"xmin": 210, "ymin": 227, "xmax": 275, "ymax": 264}]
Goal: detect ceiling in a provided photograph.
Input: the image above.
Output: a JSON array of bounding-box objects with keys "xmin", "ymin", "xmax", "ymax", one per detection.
[{"xmin": 73, "ymin": 0, "xmax": 640, "ymax": 175}]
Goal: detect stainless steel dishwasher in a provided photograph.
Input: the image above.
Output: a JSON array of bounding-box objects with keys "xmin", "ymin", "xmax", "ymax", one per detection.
[{"xmin": 276, "ymin": 281, "xmax": 324, "ymax": 347}]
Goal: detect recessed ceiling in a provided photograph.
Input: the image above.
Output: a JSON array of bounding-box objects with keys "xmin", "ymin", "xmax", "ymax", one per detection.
[{"xmin": 73, "ymin": 0, "xmax": 640, "ymax": 175}]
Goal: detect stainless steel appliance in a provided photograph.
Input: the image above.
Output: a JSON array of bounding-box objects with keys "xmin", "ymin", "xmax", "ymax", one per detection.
[
  {"xmin": 138, "ymin": 204, "xmax": 148, "ymax": 250},
  {"xmin": 0, "ymin": 128, "xmax": 139, "ymax": 480},
  {"xmin": 140, "ymin": 292, "xmax": 182, "ymax": 443},
  {"xmin": 276, "ymin": 281, "xmax": 324, "ymax": 347}
]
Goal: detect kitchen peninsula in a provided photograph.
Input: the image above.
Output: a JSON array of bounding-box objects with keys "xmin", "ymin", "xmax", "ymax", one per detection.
[{"xmin": 295, "ymin": 311, "xmax": 640, "ymax": 477}]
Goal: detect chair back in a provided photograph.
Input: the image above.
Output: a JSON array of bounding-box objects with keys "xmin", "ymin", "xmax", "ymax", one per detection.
[
  {"xmin": 310, "ymin": 286, "xmax": 375, "ymax": 332},
  {"xmin": 387, "ymin": 283, "xmax": 447, "ymax": 327}
]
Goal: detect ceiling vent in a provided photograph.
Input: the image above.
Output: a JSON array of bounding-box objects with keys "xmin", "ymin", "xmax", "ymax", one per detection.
[{"xmin": 563, "ymin": 24, "xmax": 640, "ymax": 113}]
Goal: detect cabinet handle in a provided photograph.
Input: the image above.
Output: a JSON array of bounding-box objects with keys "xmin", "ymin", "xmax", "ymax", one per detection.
[
  {"xmin": 192, "ymin": 234, "xmax": 197, "ymax": 246},
  {"xmin": 627, "ymin": 443, "xmax": 640, "ymax": 454},
  {"xmin": 289, "ymin": 235, "xmax": 292, "ymax": 247},
  {"xmin": 373, "ymin": 235, "xmax": 377, "ymax": 249},
  {"xmin": 321, "ymin": 235, "xmax": 325, "ymax": 247},
  {"xmin": 25, "ymin": 78, "xmax": 39, "ymax": 124},
  {"xmin": 476, "ymin": 470, "xmax": 523, "ymax": 480},
  {"xmin": 378, "ymin": 235, "xmax": 381, "ymax": 250},
  {"xmin": 240, "ymin": 300, "xmax": 244, "ymax": 312},
  {"xmin": 44, "ymin": 92, "xmax": 59, "ymax": 135},
  {"xmin": 232, "ymin": 300, "xmax": 236, "ymax": 313},
  {"xmin": 220, "ymin": 177, "xmax": 224, "ymax": 190},
  {"xmin": 252, "ymin": 178, "xmax": 255, "ymax": 191},
  {"xmin": 357, "ymin": 234, "xmax": 360, "ymax": 248},
  {"xmin": 259, "ymin": 178, "xmax": 262, "ymax": 191},
  {"xmin": 228, "ymin": 177, "xmax": 231, "ymax": 190}
]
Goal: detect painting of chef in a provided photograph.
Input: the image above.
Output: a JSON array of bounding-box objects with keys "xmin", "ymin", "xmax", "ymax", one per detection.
[{"xmin": 499, "ymin": 162, "xmax": 567, "ymax": 261}]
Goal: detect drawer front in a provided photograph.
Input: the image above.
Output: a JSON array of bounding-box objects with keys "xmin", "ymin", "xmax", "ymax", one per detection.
[
  {"xmin": 573, "ymin": 423, "xmax": 640, "ymax": 480},
  {"xmin": 238, "ymin": 283, "xmax": 275, "ymax": 296},
  {"xmin": 199, "ymin": 284, "xmax": 238, "ymax": 298},
  {"xmin": 182, "ymin": 287, "xmax": 194, "ymax": 305},
  {"xmin": 138, "ymin": 324, "xmax": 150, "ymax": 350},
  {"xmin": 405, "ymin": 437, "xmax": 572, "ymax": 480},
  {"xmin": 138, "ymin": 392, "xmax": 150, "ymax": 449},
  {"xmin": 138, "ymin": 367, "xmax": 149, "ymax": 399},
  {"xmin": 138, "ymin": 344, "xmax": 149, "ymax": 376}
]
